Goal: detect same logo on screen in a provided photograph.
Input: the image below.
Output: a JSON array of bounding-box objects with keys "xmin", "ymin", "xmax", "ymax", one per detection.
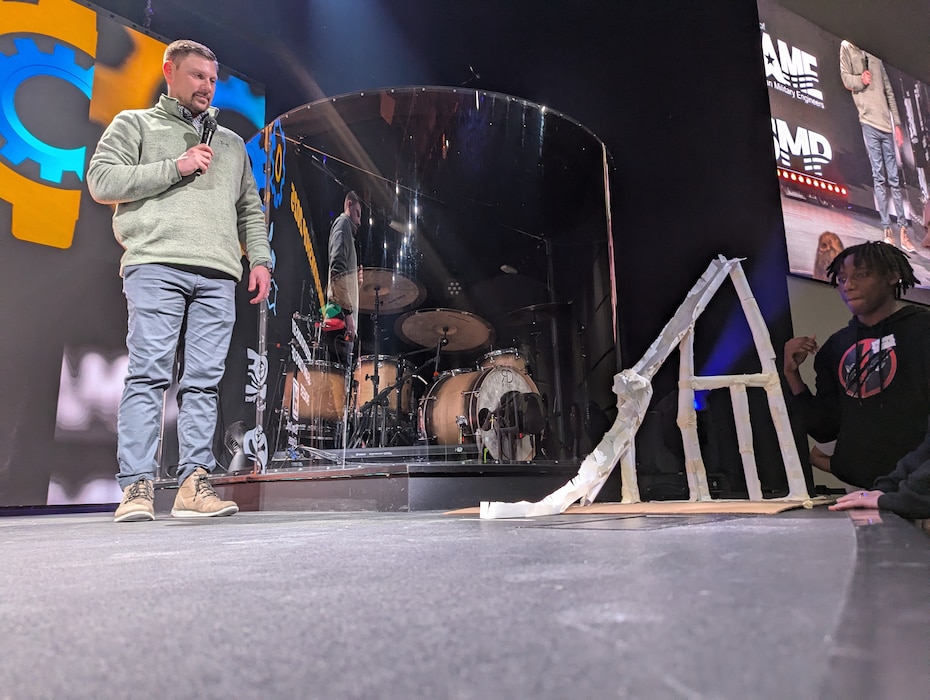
[{"xmin": 761, "ymin": 27, "xmax": 834, "ymax": 176}]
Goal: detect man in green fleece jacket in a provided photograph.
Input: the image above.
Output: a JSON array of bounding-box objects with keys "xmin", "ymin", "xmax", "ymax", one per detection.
[
  {"xmin": 839, "ymin": 40, "xmax": 915, "ymax": 252},
  {"xmin": 87, "ymin": 39, "xmax": 272, "ymax": 523}
]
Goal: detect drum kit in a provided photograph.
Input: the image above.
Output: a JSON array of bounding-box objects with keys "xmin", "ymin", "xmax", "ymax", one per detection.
[{"xmin": 280, "ymin": 268, "xmax": 563, "ymax": 462}]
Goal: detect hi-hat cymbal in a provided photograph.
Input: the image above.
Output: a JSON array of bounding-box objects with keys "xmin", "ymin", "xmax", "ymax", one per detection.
[
  {"xmin": 396, "ymin": 308, "xmax": 494, "ymax": 352},
  {"xmin": 331, "ymin": 268, "xmax": 425, "ymax": 314},
  {"xmin": 507, "ymin": 301, "xmax": 572, "ymax": 325}
]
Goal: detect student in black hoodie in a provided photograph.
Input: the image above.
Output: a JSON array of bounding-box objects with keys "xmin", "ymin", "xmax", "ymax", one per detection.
[
  {"xmin": 829, "ymin": 427, "xmax": 930, "ymax": 519},
  {"xmin": 784, "ymin": 241, "xmax": 930, "ymax": 489}
]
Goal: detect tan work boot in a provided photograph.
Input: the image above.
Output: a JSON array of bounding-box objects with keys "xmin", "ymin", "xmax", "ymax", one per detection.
[
  {"xmin": 882, "ymin": 227, "xmax": 894, "ymax": 245},
  {"xmin": 171, "ymin": 467, "xmax": 238, "ymax": 518},
  {"xmin": 114, "ymin": 479, "xmax": 155, "ymax": 523},
  {"xmin": 900, "ymin": 226, "xmax": 917, "ymax": 253}
]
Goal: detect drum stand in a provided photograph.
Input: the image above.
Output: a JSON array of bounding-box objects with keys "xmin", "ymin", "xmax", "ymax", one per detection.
[
  {"xmin": 271, "ymin": 351, "xmax": 292, "ymax": 457},
  {"xmin": 338, "ymin": 347, "xmax": 355, "ymax": 452},
  {"xmin": 357, "ymin": 352, "xmax": 436, "ymax": 446},
  {"xmin": 353, "ymin": 329, "xmax": 446, "ymax": 448},
  {"xmin": 350, "ymin": 284, "xmax": 387, "ymax": 448}
]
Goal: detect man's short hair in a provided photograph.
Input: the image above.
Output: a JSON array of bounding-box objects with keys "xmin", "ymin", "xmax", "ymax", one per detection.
[
  {"xmin": 345, "ymin": 191, "xmax": 361, "ymax": 209},
  {"xmin": 164, "ymin": 39, "xmax": 217, "ymax": 65}
]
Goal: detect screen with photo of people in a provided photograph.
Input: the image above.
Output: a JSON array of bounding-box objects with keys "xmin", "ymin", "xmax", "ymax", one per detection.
[{"xmin": 758, "ymin": 0, "xmax": 930, "ymax": 304}]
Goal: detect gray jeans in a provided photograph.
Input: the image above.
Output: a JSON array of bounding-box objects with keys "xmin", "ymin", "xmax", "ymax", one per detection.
[
  {"xmin": 117, "ymin": 264, "xmax": 236, "ymax": 488},
  {"xmin": 862, "ymin": 123, "xmax": 907, "ymax": 229}
]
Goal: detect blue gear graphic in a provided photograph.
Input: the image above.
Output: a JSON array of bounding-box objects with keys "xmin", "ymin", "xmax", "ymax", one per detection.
[
  {"xmin": 0, "ymin": 37, "xmax": 94, "ymax": 183},
  {"xmin": 269, "ymin": 119, "xmax": 286, "ymax": 208},
  {"xmin": 245, "ymin": 132, "xmax": 267, "ymax": 204},
  {"xmin": 213, "ymin": 74, "xmax": 265, "ymax": 132},
  {"xmin": 267, "ymin": 277, "xmax": 279, "ymax": 317}
]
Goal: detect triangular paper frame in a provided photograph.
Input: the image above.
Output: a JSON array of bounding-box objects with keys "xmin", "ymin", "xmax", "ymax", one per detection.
[{"xmin": 480, "ymin": 256, "xmax": 808, "ymax": 519}]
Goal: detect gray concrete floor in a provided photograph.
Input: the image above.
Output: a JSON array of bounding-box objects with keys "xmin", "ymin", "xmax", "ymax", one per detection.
[{"xmin": 0, "ymin": 508, "xmax": 926, "ymax": 699}]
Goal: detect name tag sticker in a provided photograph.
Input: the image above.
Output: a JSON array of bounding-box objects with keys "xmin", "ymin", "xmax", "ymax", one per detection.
[{"xmin": 871, "ymin": 334, "xmax": 896, "ymax": 354}]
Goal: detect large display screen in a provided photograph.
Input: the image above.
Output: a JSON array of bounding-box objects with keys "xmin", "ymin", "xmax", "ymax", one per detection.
[
  {"xmin": 0, "ymin": 0, "xmax": 266, "ymax": 506},
  {"xmin": 758, "ymin": 0, "xmax": 930, "ymax": 304}
]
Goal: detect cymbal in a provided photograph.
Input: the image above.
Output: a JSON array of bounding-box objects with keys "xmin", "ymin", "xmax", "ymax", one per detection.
[
  {"xmin": 507, "ymin": 301, "xmax": 572, "ymax": 325},
  {"xmin": 331, "ymin": 268, "xmax": 425, "ymax": 314},
  {"xmin": 396, "ymin": 308, "xmax": 494, "ymax": 352}
]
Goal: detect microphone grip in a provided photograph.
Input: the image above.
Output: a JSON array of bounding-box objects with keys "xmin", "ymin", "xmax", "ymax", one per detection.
[
  {"xmin": 194, "ymin": 131, "xmax": 211, "ymax": 175},
  {"xmin": 194, "ymin": 134, "xmax": 210, "ymax": 176},
  {"xmin": 195, "ymin": 116, "xmax": 217, "ymax": 176}
]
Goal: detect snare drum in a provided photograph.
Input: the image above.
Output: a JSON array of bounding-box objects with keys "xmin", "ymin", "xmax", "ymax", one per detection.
[
  {"xmin": 354, "ymin": 355, "xmax": 413, "ymax": 414},
  {"xmin": 283, "ymin": 361, "xmax": 348, "ymax": 422},
  {"xmin": 478, "ymin": 348, "xmax": 527, "ymax": 373},
  {"xmin": 419, "ymin": 366, "xmax": 539, "ymax": 461}
]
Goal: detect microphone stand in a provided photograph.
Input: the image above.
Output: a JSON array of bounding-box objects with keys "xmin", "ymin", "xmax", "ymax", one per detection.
[
  {"xmin": 432, "ymin": 331, "xmax": 449, "ymax": 378},
  {"xmin": 358, "ymin": 355, "xmax": 437, "ymax": 415}
]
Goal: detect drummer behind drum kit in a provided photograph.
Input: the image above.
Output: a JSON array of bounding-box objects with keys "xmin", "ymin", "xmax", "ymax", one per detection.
[{"xmin": 281, "ymin": 268, "xmax": 548, "ymax": 462}]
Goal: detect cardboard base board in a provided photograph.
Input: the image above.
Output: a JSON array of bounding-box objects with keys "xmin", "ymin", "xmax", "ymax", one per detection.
[{"xmin": 446, "ymin": 496, "xmax": 834, "ymax": 517}]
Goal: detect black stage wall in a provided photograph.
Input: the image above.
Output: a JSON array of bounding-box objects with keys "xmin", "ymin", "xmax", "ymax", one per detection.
[
  {"xmin": 2, "ymin": 0, "xmax": 842, "ymax": 505},
  {"xmin": 81, "ymin": 0, "xmax": 798, "ymax": 496},
  {"xmin": 93, "ymin": 0, "xmax": 791, "ymax": 375}
]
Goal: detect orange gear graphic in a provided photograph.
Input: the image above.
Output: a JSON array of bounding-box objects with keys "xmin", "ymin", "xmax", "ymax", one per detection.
[
  {"xmin": 0, "ymin": 0, "xmax": 97, "ymax": 249},
  {"xmin": 89, "ymin": 26, "xmax": 165, "ymax": 125}
]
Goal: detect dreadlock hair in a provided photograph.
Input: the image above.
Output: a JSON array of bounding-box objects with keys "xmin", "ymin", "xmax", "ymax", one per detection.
[{"xmin": 825, "ymin": 240, "xmax": 919, "ymax": 299}]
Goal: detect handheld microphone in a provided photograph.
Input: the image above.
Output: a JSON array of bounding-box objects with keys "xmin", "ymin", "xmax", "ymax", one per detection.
[
  {"xmin": 863, "ymin": 53, "xmax": 869, "ymax": 72},
  {"xmin": 201, "ymin": 114, "xmax": 217, "ymax": 145},
  {"xmin": 195, "ymin": 114, "xmax": 217, "ymax": 176}
]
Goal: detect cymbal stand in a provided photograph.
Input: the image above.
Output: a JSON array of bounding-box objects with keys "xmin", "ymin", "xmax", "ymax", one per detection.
[
  {"xmin": 521, "ymin": 312, "xmax": 552, "ymax": 460},
  {"xmin": 525, "ymin": 312, "xmax": 544, "ymax": 378}
]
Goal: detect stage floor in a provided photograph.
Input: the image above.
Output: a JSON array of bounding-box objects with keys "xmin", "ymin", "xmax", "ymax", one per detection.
[
  {"xmin": 153, "ymin": 453, "xmax": 587, "ymax": 514},
  {"xmin": 1, "ymin": 507, "xmax": 927, "ymax": 698}
]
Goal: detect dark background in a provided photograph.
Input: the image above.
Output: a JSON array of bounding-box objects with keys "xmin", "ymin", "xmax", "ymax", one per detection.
[
  {"xmin": 76, "ymin": 0, "xmax": 930, "ymax": 494},
  {"xmin": 5, "ymin": 0, "xmax": 926, "ymax": 504},
  {"xmin": 84, "ymin": 0, "xmax": 787, "ymax": 394},
  {"xmin": 81, "ymin": 0, "xmax": 928, "ymax": 380}
]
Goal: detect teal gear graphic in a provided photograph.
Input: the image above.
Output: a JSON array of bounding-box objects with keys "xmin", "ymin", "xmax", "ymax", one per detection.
[
  {"xmin": 213, "ymin": 74, "xmax": 265, "ymax": 131},
  {"xmin": 0, "ymin": 37, "xmax": 94, "ymax": 183}
]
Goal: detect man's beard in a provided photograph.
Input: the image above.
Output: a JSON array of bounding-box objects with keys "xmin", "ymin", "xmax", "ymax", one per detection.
[{"xmin": 182, "ymin": 93, "xmax": 211, "ymax": 116}]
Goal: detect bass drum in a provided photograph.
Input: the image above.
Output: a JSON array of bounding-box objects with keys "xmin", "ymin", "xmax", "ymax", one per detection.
[
  {"xmin": 477, "ymin": 348, "xmax": 527, "ymax": 373},
  {"xmin": 419, "ymin": 366, "xmax": 540, "ymax": 461},
  {"xmin": 283, "ymin": 361, "xmax": 348, "ymax": 423}
]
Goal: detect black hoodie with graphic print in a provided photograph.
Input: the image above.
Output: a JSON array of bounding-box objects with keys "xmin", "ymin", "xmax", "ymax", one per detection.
[
  {"xmin": 793, "ymin": 305, "xmax": 930, "ymax": 488},
  {"xmin": 875, "ymin": 424, "xmax": 930, "ymax": 519}
]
